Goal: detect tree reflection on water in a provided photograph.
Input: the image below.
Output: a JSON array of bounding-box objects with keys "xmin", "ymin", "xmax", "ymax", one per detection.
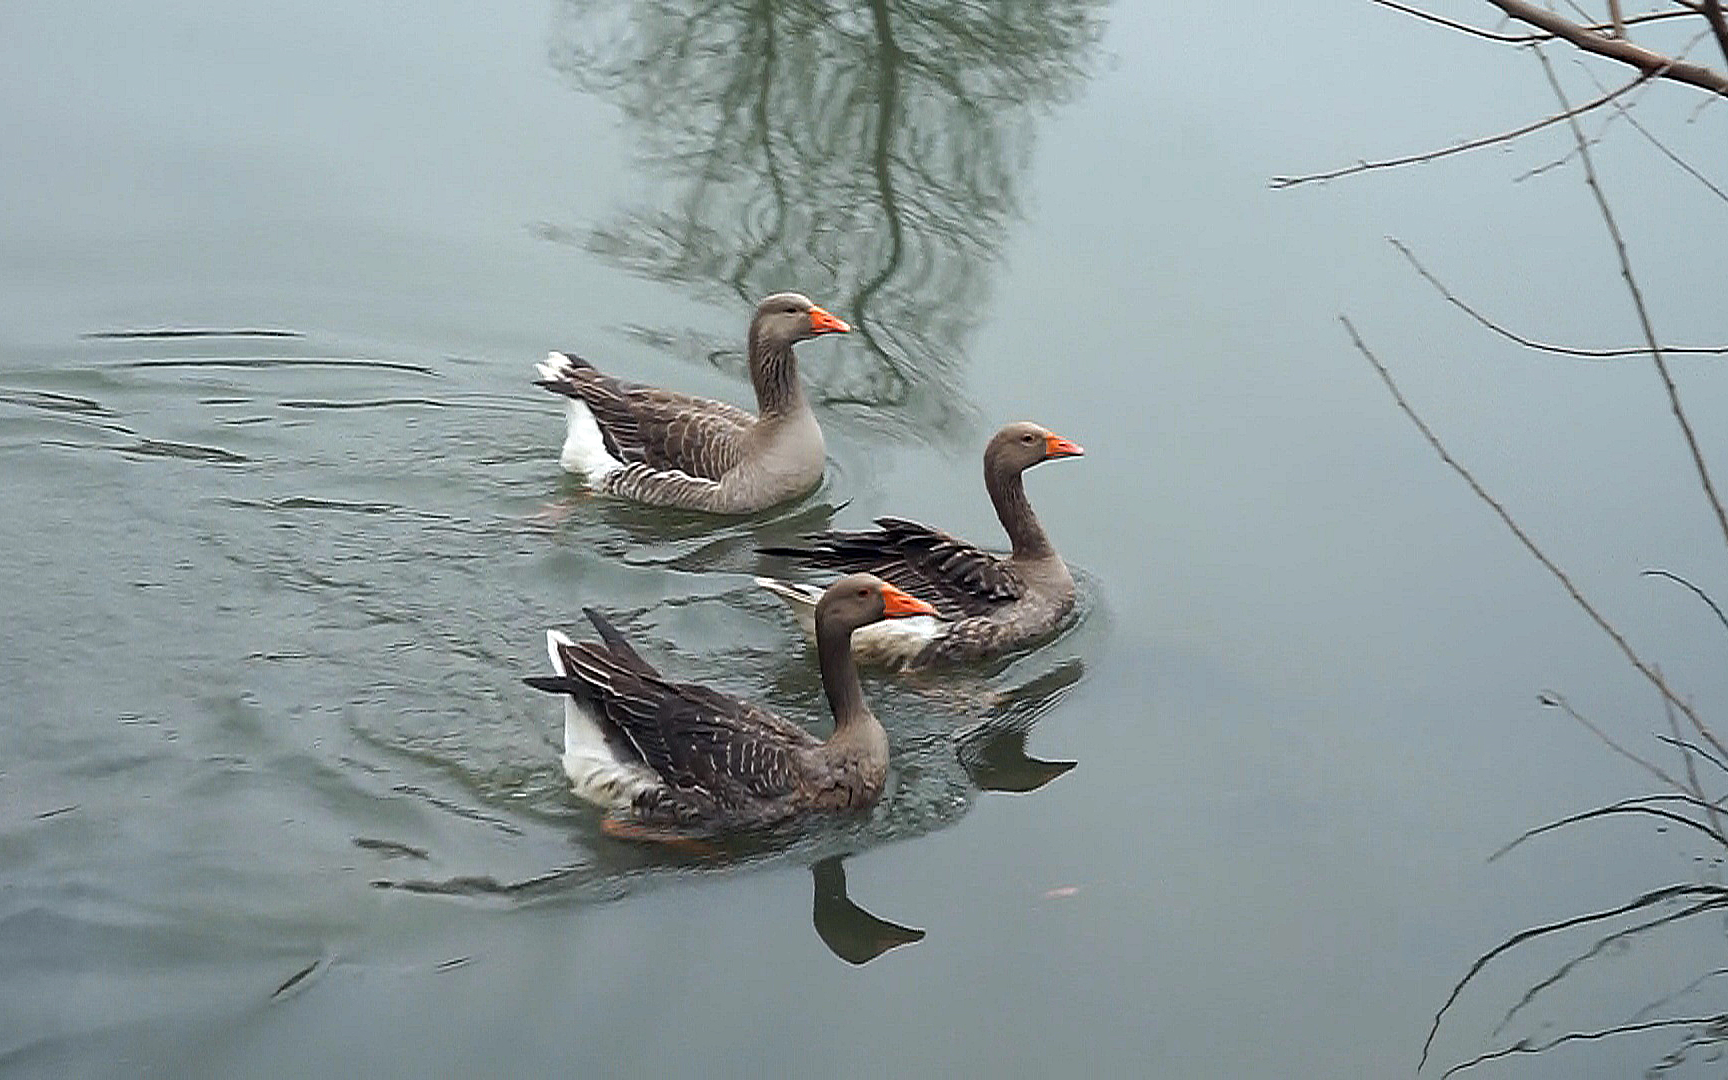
[{"xmin": 545, "ymin": 0, "xmax": 1107, "ymax": 442}]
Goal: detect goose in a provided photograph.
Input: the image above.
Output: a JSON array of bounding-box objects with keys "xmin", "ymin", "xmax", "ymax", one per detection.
[
  {"xmin": 534, "ymin": 292, "xmax": 849, "ymax": 514},
  {"xmin": 523, "ymin": 573, "xmax": 937, "ymax": 839},
  {"xmin": 756, "ymin": 421, "xmax": 1083, "ymax": 668}
]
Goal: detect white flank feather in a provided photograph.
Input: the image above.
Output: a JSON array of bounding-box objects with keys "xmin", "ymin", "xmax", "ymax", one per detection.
[
  {"xmin": 850, "ymin": 614, "xmax": 944, "ymax": 665},
  {"xmin": 754, "ymin": 577, "xmax": 944, "ymax": 665},
  {"xmin": 545, "ymin": 630, "xmax": 656, "ymax": 809}
]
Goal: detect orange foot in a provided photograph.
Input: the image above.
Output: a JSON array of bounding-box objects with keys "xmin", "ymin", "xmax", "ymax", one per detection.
[
  {"xmin": 601, "ymin": 816, "xmax": 718, "ymax": 855},
  {"xmin": 527, "ymin": 497, "xmax": 589, "ymax": 526}
]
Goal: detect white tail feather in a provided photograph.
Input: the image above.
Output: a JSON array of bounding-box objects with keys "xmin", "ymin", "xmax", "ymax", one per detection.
[
  {"xmin": 754, "ymin": 576, "xmax": 821, "ymax": 636},
  {"xmin": 851, "ymin": 614, "xmax": 944, "ymax": 665},
  {"xmin": 534, "ymin": 354, "xmax": 568, "ymax": 382},
  {"xmin": 545, "ymin": 630, "xmax": 657, "ymax": 809},
  {"xmin": 539, "ymin": 353, "xmax": 624, "ymax": 480}
]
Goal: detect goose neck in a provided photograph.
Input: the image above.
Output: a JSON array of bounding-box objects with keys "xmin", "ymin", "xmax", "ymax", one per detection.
[
  {"xmin": 748, "ymin": 329, "xmax": 807, "ymax": 419},
  {"xmin": 986, "ymin": 465, "xmax": 1053, "ymax": 559},
  {"xmin": 816, "ymin": 619, "xmax": 870, "ymax": 729}
]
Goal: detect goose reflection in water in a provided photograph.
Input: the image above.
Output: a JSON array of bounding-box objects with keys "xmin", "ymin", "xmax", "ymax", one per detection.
[
  {"xmin": 810, "ymin": 855, "xmax": 924, "ymax": 965},
  {"xmin": 544, "ymin": 0, "xmax": 1107, "ymax": 442},
  {"xmin": 533, "ymin": 482, "xmax": 848, "ymax": 578},
  {"xmin": 373, "ymin": 657, "xmax": 1081, "ymax": 965},
  {"xmin": 957, "ymin": 659, "xmax": 1081, "ymax": 793}
]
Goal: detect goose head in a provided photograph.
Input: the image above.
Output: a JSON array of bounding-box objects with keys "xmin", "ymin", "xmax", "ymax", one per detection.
[
  {"xmin": 815, "ymin": 573, "xmax": 937, "ymax": 637},
  {"xmin": 986, "ymin": 421, "xmax": 1085, "ymax": 478},
  {"xmin": 753, "ymin": 292, "xmax": 851, "ymax": 349}
]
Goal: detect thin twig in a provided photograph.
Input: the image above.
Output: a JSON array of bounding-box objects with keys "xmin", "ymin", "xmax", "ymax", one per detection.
[
  {"xmin": 1389, "ymin": 238, "xmax": 1728, "ymax": 357},
  {"xmin": 1488, "ymin": 799, "xmax": 1728, "ymax": 862},
  {"xmin": 1643, "ymin": 568, "xmax": 1728, "ymax": 633},
  {"xmin": 1657, "ymin": 662, "xmax": 1723, "ymax": 835},
  {"xmin": 1535, "ymin": 690, "xmax": 1683, "ymax": 790},
  {"xmin": 1492, "ymin": 896, "xmax": 1726, "ymax": 1038},
  {"xmin": 1658, "ymin": 734, "xmax": 1728, "ymax": 777},
  {"xmin": 1369, "ymin": 0, "xmax": 1546, "ymax": 41},
  {"xmin": 1440, "ymin": 1013, "xmax": 1728, "ymax": 1078},
  {"xmin": 1420, "ymin": 883, "xmax": 1728, "ymax": 1068},
  {"xmin": 1541, "ymin": 50, "xmax": 1728, "ymax": 567},
  {"xmin": 1632, "ymin": 966, "xmax": 1728, "ymax": 1022},
  {"xmin": 1370, "ymin": 0, "xmax": 1694, "ymax": 43},
  {"xmin": 1343, "ymin": 317, "xmax": 1727, "ymax": 760},
  {"xmin": 1587, "ymin": 40, "xmax": 1728, "ymax": 204},
  {"xmin": 1271, "ymin": 74, "xmax": 1649, "ymax": 188},
  {"xmin": 1522, "ymin": 28, "xmax": 1728, "ymax": 201},
  {"xmin": 1512, "ymin": 105, "xmax": 1622, "ymax": 183}
]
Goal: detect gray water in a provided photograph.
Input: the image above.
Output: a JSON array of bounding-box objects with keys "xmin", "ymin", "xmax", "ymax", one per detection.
[{"xmin": 5, "ymin": 2, "xmax": 1728, "ymax": 1076}]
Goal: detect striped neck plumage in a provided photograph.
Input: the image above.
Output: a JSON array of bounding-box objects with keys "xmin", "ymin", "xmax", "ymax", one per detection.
[
  {"xmin": 816, "ymin": 619, "xmax": 870, "ymax": 729},
  {"xmin": 986, "ymin": 465, "xmax": 1054, "ymax": 560},
  {"xmin": 748, "ymin": 329, "xmax": 807, "ymax": 419}
]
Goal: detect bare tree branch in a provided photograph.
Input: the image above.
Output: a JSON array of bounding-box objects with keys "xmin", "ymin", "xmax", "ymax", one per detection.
[
  {"xmin": 1342, "ymin": 317, "xmax": 1728, "ymax": 760},
  {"xmin": 1485, "ymin": 0, "xmax": 1728, "ymax": 95},
  {"xmin": 1564, "ymin": 29, "xmax": 1728, "ymax": 202},
  {"xmin": 1657, "ymin": 734, "xmax": 1728, "ymax": 777},
  {"xmin": 1372, "ymin": 3, "xmax": 1728, "ymax": 189},
  {"xmin": 1605, "ymin": 78, "xmax": 1728, "ymax": 202},
  {"xmin": 1540, "ymin": 49, "xmax": 1728, "ymax": 563},
  {"xmin": 1511, "ymin": 105, "xmax": 1621, "ymax": 183},
  {"xmin": 1369, "ymin": 0, "xmax": 1542, "ymax": 41},
  {"xmin": 1692, "ymin": 0, "xmax": 1728, "ymax": 70},
  {"xmin": 1491, "ymin": 896, "xmax": 1727, "ymax": 1039},
  {"xmin": 1656, "ymin": 663, "xmax": 1724, "ymax": 836},
  {"xmin": 1389, "ymin": 237, "xmax": 1728, "ymax": 357},
  {"xmin": 1534, "ymin": 690, "xmax": 1685, "ymax": 791},
  {"xmin": 1642, "ymin": 568, "xmax": 1728, "ymax": 633},
  {"xmin": 1632, "ymin": 966, "xmax": 1728, "ymax": 1022},
  {"xmin": 1420, "ymin": 881, "xmax": 1728, "ymax": 1068},
  {"xmin": 1271, "ymin": 73, "xmax": 1650, "ymax": 187},
  {"xmin": 1440, "ymin": 1014, "xmax": 1728, "ymax": 1078},
  {"xmin": 1370, "ymin": 0, "xmax": 1695, "ymax": 43},
  {"xmin": 1487, "ymin": 798, "xmax": 1728, "ymax": 862}
]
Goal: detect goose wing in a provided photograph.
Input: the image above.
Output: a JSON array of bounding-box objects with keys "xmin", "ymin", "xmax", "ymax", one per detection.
[
  {"xmin": 538, "ymin": 352, "xmax": 754, "ymax": 480},
  {"xmin": 761, "ymin": 516, "xmax": 1022, "ymax": 620},
  {"xmin": 537, "ymin": 613, "xmax": 816, "ymax": 804}
]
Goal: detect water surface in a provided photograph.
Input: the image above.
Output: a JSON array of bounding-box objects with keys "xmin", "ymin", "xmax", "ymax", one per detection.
[{"xmin": 5, "ymin": 2, "xmax": 1728, "ymax": 1076}]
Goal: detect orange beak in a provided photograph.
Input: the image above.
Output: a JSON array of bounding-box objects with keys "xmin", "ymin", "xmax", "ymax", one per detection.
[
  {"xmin": 879, "ymin": 583, "xmax": 938, "ymax": 618},
  {"xmin": 807, "ymin": 306, "xmax": 851, "ymax": 335},
  {"xmin": 1043, "ymin": 433, "xmax": 1085, "ymax": 458}
]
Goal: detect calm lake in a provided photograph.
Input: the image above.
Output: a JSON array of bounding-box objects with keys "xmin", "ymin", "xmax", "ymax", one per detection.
[{"xmin": 5, "ymin": 2, "xmax": 1728, "ymax": 1076}]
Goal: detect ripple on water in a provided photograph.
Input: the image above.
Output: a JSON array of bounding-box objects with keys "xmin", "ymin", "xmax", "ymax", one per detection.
[{"xmin": 3, "ymin": 324, "xmax": 1101, "ymax": 988}]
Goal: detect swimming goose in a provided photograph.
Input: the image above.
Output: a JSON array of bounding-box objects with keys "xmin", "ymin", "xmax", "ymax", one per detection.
[
  {"xmin": 523, "ymin": 574, "xmax": 936, "ymax": 839},
  {"xmin": 756, "ymin": 422, "xmax": 1083, "ymax": 668},
  {"xmin": 535, "ymin": 292, "xmax": 849, "ymax": 514}
]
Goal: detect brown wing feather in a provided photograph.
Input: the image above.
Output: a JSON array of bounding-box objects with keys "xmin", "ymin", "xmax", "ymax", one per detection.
[
  {"xmin": 538, "ymin": 354, "xmax": 754, "ymax": 480},
  {"xmin": 600, "ymin": 462, "xmax": 728, "ymax": 511},
  {"xmin": 547, "ymin": 623, "xmax": 816, "ymax": 807},
  {"xmin": 760, "ymin": 516, "xmax": 1023, "ymax": 620}
]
